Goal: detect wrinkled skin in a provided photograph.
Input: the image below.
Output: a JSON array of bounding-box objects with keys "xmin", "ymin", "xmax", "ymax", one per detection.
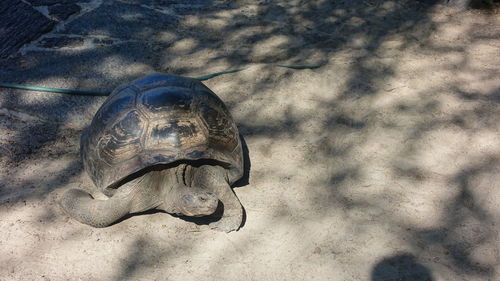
[{"xmin": 59, "ymin": 164, "xmax": 243, "ymax": 232}]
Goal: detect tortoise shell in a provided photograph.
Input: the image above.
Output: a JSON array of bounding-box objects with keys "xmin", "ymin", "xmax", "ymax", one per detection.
[{"xmin": 81, "ymin": 74, "xmax": 243, "ymax": 192}]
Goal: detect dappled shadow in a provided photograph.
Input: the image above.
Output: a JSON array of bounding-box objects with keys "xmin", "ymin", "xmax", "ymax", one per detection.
[
  {"xmin": 0, "ymin": 0, "xmax": 499, "ymax": 280},
  {"xmin": 412, "ymin": 156, "xmax": 499, "ymax": 276},
  {"xmin": 112, "ymin": 236, "xmax": 180, "ymax": 281}
]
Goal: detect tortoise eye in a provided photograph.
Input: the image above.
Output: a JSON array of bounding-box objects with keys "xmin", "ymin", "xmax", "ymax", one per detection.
[{"xmin": 182, "ymin": 194, "xmax": 195, "ymax": 203}]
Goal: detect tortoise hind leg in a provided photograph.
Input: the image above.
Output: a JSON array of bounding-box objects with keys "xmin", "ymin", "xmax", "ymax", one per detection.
[
  {"xmin": 191, "ymin": 165, "xmax": 243, "ymax": 232},
  {"xmin": 59, "ymin": 188, "xmax": 133, "ymax": 228}
]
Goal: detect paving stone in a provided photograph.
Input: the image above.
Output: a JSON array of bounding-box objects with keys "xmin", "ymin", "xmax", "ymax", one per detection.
[
  {"xmin": 28, "ymin": 0, "xmax": 91, "ymax": 6},
  {"xmin": 38, "ymin": 36, "xmax": 85, "ymax": 48},
  {"xmin": 0, "ymin": 0, "xmax": 56, "ymax": 58},
  {"xmin": 28, "ymin": 0, "xmax": 63, "ymax": 5},
  {"xmin": 48, "ymin": 3, "xmax": 81, "ymax": 21}
]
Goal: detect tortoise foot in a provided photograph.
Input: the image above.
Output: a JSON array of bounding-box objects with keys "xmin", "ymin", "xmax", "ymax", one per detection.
[{"xmin": 209, "ymin": 206, "xmax": 243, "ymax": 233}]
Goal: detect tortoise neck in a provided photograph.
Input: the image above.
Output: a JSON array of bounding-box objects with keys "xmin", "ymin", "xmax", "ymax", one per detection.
[{"xmin": 157, "ymin": 165, "xmax": 188, "ymax": 212}]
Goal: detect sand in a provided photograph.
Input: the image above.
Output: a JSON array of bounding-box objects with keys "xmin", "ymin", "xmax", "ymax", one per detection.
[{"xmin": 0, "ymin": 0, "xmax": 499, "ymax": 280}]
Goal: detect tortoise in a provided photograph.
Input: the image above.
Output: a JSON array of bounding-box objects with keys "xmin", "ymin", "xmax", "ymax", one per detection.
[{"xmin": 59, "ymin": 74, "xmax": 244, "ymax": 232}]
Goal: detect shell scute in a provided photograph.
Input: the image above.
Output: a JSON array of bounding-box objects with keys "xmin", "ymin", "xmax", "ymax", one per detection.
[
  {"xmin": 98, "ymin": 110, "xmax": 145, "ymax": 165},
  {"xmin": 81, "ymin": 74, "xmax": 243, "ymax": 191},
  {"xmin": 139, "ymin": 86, "xmax": 193, "ymax": 114}
]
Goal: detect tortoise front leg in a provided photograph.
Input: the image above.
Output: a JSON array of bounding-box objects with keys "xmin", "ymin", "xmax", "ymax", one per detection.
[
  {"xmin": 59, "ymin": 186, "xmax": 135, "ymax": 228},
  {"xmin": 190, "ymin": 165, "xmax": 243, "ymax": 232}
]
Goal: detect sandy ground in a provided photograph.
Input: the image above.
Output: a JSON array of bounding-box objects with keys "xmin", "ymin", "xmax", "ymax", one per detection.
[{"xmin": 0, "ymin": 0, "xmax": 499, "ymax": 280}]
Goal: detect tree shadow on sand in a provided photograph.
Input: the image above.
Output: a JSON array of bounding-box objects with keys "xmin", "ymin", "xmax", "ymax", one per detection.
[{"xmin": 0, "ymin": 0, "xmax": 498, "ymax": 280}]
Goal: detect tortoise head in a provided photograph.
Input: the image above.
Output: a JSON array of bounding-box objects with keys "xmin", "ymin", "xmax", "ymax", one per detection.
[{"xmin": 176, "ymin": 190, "xmax": 219, "ymax": 217}]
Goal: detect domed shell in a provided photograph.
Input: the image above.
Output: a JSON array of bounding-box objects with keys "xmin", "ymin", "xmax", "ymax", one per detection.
[{"xmin": 81, "ymin": 74, "xmax": 243, "ymax": 191}]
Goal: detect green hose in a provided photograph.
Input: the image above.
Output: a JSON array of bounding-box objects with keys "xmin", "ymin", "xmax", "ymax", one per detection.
[
  {"xmin": 194, "ymin": 67, "xmax": 249, "ymax": 81},
  {"xmin": 0, "ymin": 64, "xmax": 320, "ymax": 96},
  {"xmin": 0, "ymin": 82, "xmax": 109, "ymax": 96}
]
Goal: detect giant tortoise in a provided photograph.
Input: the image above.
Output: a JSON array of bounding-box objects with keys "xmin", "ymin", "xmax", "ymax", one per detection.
[{"xmin": 59, "ymin": 74, "xmax": 244, "ymax": 232}]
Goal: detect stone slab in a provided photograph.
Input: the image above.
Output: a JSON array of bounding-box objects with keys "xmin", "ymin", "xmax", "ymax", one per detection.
[
  {"xmin": 48, "ymin": 3, "xmax": 81, "ymax": 21},
  {"xmin": 0, "ymin": 0, "xmax": 56, "ymax": 58}
]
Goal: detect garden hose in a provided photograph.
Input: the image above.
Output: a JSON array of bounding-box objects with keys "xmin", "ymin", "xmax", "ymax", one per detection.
[{"xmin": 0, "ymin": 65, "xmax": 320, "ymax": 96}]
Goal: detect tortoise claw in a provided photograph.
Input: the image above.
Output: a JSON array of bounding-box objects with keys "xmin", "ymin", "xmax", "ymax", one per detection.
[{"xmin": 209, "ymin": 204, "xmax": 243, "ymax": 233}]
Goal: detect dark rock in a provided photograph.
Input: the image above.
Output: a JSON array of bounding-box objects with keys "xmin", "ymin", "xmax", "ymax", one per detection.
[
  {"xmin": 38, "ymin": 36, "xmax": 84, "ymax": 48},
  {"xmin": 120, "ymin": 0, "xmax": 211, "ymax": 4},
  {"xmin": 48, "ymin": 3, "xmax": 81, "ymax": 21},
  {"xmin": 28, "ymin": 0, "xmax": 92, "ymax": 6},
  {"xmin": 0, "ymin": 0, "xmax": 56, "ymax": 58},
  {"xmin": 28, "ymin": 0, "xmax": 63, "ymax": 5}
]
